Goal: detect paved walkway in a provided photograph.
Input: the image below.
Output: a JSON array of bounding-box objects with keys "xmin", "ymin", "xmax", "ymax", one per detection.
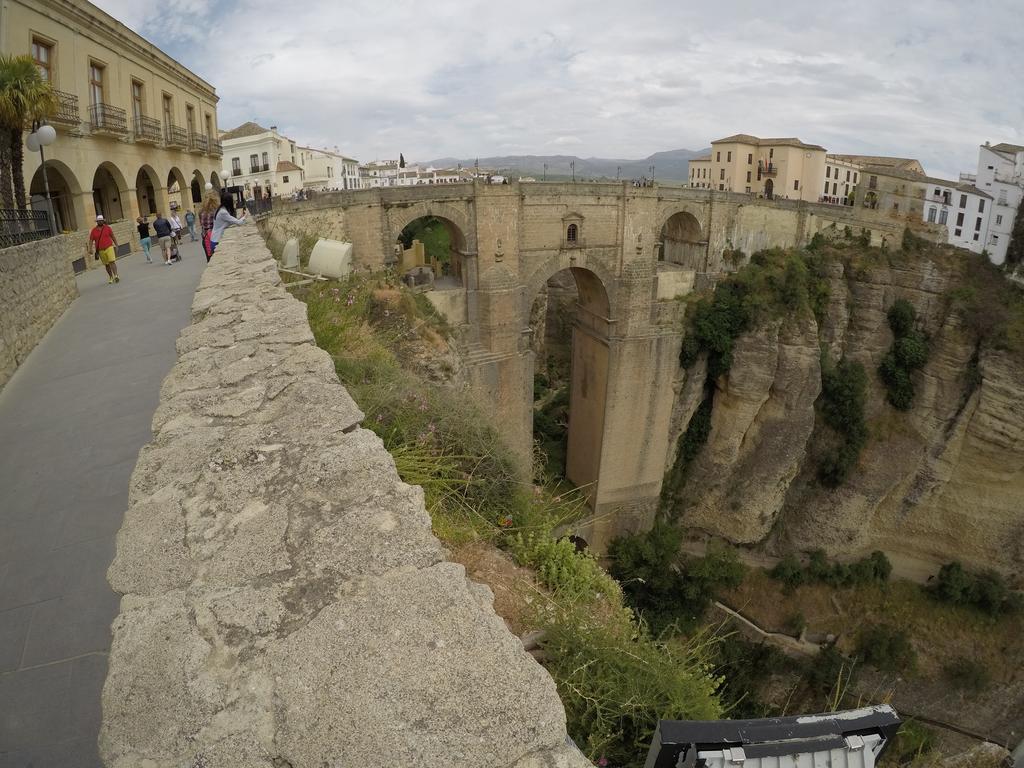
[{"xmin": 0, "ymin": 240, "xmax": 207, "ymax": 767}]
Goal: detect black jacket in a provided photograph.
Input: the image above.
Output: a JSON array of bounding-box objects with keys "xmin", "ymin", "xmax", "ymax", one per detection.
[{"xmin": 152, "ymin": 217, "xmax": 172, "ymax": 238}]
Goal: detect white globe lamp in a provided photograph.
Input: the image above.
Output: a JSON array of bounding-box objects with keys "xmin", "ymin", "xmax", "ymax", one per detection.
[
  {"xmin": 25, "ymin": 132, "xmax": 40, "ymax": 152},
  {"xmin": 204, "ymin": 182, "xmax": 214, "ymax": 191},
  {"xmin": 37, "ymin": 124, "xmax": 57, "ymax": 146},
  {"xmin": 221, "ymin": 169, "xmax": 231, "ymax": 184}
]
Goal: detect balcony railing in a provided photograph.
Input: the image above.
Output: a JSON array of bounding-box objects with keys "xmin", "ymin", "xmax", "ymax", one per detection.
[
  {"xmin": 51, "ymin": 90, "xmax": 80, "ymax": 127},
  {"xmin": 88, "ymin": 103, "xmax": 128, "ymax": 135},
  {"xmin": 232, "ymin": 169, "xmax": 242, "ymax": 177},
  {"xmin": 188, "ymin": 132, "xmax": 208, "ymax": 153},
  {"xmin": 209, "ymin": 138, "xmax": 223, "ymax": 156},
  {"xmin": 165, "ymin": 124, "xmax": 188, "ymax": 147},
  {"xmin": 758, "ymin": 161, "xmax": 777, "ymax": 176},
  {"xmin": 132, "ymin": 115, "xmax": 162, "ymax": 144}
]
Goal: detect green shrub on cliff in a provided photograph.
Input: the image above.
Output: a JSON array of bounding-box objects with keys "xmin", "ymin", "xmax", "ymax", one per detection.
[
  {"xmin": 879, "ymin": 299, "xmax": 929, "ymax": 410},
  {"xmin": 816, "ymin": 357, "xmax": 868, "ymax": 486},
  {"xmin": 930, "ymin": 561, "xmax": 1022, "ymax": 616}
]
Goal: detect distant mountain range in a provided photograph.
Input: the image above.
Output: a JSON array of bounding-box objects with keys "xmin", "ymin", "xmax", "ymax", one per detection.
[{"xmin": 425, "ymin": 148, "xmax": 709, "ymax": 183}]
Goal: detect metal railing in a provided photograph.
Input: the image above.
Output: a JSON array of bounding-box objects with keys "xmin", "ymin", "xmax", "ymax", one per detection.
[
  {"xmin": 244, "ymin": 196, "xmax": 273, "ymax": 217},
  {"xmin": 758, "ymin": 161, "xmax": 777, "ymax": 175},
  {"xmin": 189, "ymin": 132, "xmax": 209, "ymax": 153},
  {"xmin": 165, "ymin": 124, "xmax": 188, "ymax": 147},
  {"xmin": 133, "ymin": 115, "xmax": 162, "ymax": 143},
  {"xmin": 88, "ymin": 102, "xmax": 128, "ymax": 134},
  {"xmin": 51, "ymin": 90, "xmax": 80, "ymax": 126},
  {"xmin": 209, "ymin": 138, "xmax": 223, "ymax": 156},
  {"xmin": 0, "ymin": 208, "xmax": 54, "ymax": 249}
]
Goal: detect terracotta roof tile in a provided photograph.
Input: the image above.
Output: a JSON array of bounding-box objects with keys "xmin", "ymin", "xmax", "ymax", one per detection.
[{"xmin": 220, "ymin": 121, "xmax": 272, "ymax": 141}]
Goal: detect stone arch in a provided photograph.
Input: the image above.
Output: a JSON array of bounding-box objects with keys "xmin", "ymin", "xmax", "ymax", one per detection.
[
  {"xmin": 91, "ymin": 161, "xmax": 130, "ymax": 222},
  {"xmin": 190, "ymin": 169, "xmax": 205, "ymax": 205},
  {"xmin": 392, "ymin": 210, "xmax": 471, "ymax": 285},
  {"xmin": 522, "ymin": 250, "xmax": 618, "ymax": 320},
  {"xmin": 659, "ymin": 209, "xmax": 706, "ymax": 270},
  {"xmin": 211, "ymin": 171, "xmax": 222, "ymax": 190},
  {"xmin": 525, "ymin": 265, "xmax": 613, "ymax": 496},
  {"xmin": 386, "ymin": 201, "xmax": 476, "ymax": 254},
  {"xmin": 30, "ymin": 159, "xmax": 82, "ymax": 232},
  {"xmin": 135, "ymin": 165, "xmax": 162, "ymax": 217},
  {"xmin": 166, "ymin": 166, "xmax": 188, "ymax": 212}
]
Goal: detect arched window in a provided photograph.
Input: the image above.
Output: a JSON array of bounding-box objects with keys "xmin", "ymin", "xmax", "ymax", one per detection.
[
  {"xmin": 927, "ymin": 207, "xmax": 937, "ymax": 223},
  {"xmin": 567, "ymin": 223, "xmax": 578, "ymax": 243}
]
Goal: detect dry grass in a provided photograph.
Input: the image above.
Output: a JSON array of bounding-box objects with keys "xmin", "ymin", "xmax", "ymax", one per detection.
[
  {"xmin": 720, "ymin": 569, "xmax": 1022, "ymax": 680},
  {"xmin": 450, "ymin": 541, "xmax": 543, "ymax": 636}
]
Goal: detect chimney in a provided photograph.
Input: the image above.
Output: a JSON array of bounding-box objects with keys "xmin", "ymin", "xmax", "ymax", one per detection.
[{"xmin": 271, "ymin": 125, "xmax": 278, "ymax": 131}]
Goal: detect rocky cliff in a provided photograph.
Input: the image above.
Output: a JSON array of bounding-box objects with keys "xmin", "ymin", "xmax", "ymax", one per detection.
[{"xmin": 667, "ymin": 245, "xmax": 1024, "ymax": 578}]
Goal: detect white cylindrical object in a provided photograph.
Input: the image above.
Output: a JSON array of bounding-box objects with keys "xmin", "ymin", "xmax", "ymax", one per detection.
[
  {"xmin": 308, "ymin": 239, "xmax": 353, "ymax": 279},
  {"xmin": 281, "ymin": 238, "xmax": 300, "ymax": 268}
]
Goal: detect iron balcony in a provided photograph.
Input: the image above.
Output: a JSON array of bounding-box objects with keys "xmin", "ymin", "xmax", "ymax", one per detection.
[
  {"xmin": 132, "ymin": 116, "xmax": 162, "ymax": 144},
  {"xmin": 88, "ymin": 103, "xmax": 128, "ymax": 136},
  {"xmin": 165, "ymin": 124, "xmax": 188, "ymax": 148},
  {"xmin": 188, "ymin": 132, "xmax": 209, "ymax": 153},
  {"xmin": 51, "ymin": 90, "xmax": 80, "ymax": 128},
  {"xmin": 209, "ymin": 138, "xmax": 223, "ymax": 156}
]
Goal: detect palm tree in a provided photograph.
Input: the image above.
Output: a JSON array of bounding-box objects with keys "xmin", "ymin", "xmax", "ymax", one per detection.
[{"xmin": 0, "ymin": 54, "xmax": 58, "ymax": 210}]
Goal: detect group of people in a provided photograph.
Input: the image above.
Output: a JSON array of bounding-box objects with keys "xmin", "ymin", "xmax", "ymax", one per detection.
[{"xmin": 90, "ymin": 191, "xmax": 247, "ymax": 284}]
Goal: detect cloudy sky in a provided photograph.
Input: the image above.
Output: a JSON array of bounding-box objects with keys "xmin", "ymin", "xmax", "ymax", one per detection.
[{"xmin": 95, "ymin": 0, "xmax": 1023, "ymax": 179}]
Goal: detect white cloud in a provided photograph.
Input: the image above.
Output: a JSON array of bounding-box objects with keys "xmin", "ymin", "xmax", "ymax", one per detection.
[{"xmin": 92, "ymin": 0, "xmax": 1024, "ymax": 177}]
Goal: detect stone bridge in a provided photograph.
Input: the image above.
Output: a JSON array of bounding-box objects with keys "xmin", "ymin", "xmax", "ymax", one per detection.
[{"xmin": 264, "ymin": 182, "xmax": 911, "ymax": 547}]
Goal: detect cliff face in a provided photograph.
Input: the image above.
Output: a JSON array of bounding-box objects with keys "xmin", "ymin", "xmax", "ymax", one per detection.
[{"xmin": 669, "ymin": 252, "xmax": 1024, "ymax": 577}]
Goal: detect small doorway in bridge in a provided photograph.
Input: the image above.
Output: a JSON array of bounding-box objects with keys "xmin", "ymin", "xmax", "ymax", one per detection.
[
  {"xmin": 529, "ymin": 267, "xmax": 610, "ymax": 495},
  {"xmin": 396, "ymin": 216, "xmax": 466, "ymax": 288},
  {"xmin": 764, "ymin": 178, "xmax": 774, "ymax": 200}
]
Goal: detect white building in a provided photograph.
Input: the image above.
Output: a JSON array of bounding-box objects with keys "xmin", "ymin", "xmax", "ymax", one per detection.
[
  {"xmin": 971, "ymin": 141, "xmax": 1024, "ymax": 265},
  {"xmin": 220, "ymin": 122, "xmax": 305, "ymax": 198},
  {"xmin": 360, "ymin": 160, "xmax": 400, "ymax": 187},
  {"xmin": 921, "ymin": 179, "xmax": 992, "ymax": 255},
  {"xmin": 297, "ymin": 145, "xmax": 360, "ymax": 191},
  {"xmin": 821, "ymin": 155, "xmax": 861, "ymax": 205}
]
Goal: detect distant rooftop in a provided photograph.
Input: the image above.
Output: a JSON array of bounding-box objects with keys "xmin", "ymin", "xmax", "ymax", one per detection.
[
  {"xmin": 711, "ymin": 134, "xmax": 827, "ymax": 151},
  {"xmin": 859, "ymin": 164, "xmax": 993, "ymax": 198},
  {"xmin": 220, "ymin": 121, "xmax": 273, "ymax": 141},
  {"xmin": 828, "ymin": 154, "xmax": 922, "ymax": 171},
  {"xmin": 276, "ymin": 160, "xmax": 302, "ymax": 173},
  {"xmin": 988, "ymin": 142, "xmax": 1024, "ymax": 156}
]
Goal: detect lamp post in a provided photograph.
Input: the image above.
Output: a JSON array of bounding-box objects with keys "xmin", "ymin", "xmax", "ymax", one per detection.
[
  {"xmin": 543, "ymin": 163, "xmax": 547, "ymax": 181},
  {"xmin": 571, "ymin": 160, "xmax": 575, "ymax": 183},
  {"xmin": 221, "ymin": 167, "xmax": 232, "ymax": 204},
  {"xmin": 649, "ymin": 164, "xmax": 655, "ymax": 185},
  {"xmin": 26, "ymin": 121, "xmax": 57, "ymax": 234}
]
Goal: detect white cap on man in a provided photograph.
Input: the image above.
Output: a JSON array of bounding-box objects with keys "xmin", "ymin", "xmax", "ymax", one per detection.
[{"xmin": 95, "ymin": 214, "xmax": 104, "ymax": 221}]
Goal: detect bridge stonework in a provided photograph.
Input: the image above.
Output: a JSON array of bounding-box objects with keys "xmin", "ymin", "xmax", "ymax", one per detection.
[{"xmin": 264, "ymin": 182, "xmax": 916, "ymax": 549}]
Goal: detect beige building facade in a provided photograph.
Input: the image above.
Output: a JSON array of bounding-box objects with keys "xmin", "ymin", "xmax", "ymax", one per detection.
[
  {"xmin": 0, "ymin": 0, "xmax": 223, "ymax": 268},
  {"xmin": 822, "ymin": 155, "xmax": 861, "ymax": 205},
  {"xmin": 702, "ymin": 134, "xmax": 827, "ymax": 201},
  {"xmin": 297, "ymin": 146, "xmax": 360, "ymax": 191}
]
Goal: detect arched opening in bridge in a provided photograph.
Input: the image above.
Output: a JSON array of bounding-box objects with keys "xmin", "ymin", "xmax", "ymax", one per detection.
[
  {"xmin": 30, "ymin": 160, "xmax": 80, "ymax": 232},
  {"xmin": 396, "ymin": 215, "xmax": 467, "ymax": 288},
  {"xmin": 91, "ymin": 162, "xmax": 126, "ymax": 222},
  {"xmin": 529, "ymin": 267, "xmax": 610, "ymax": 494},
  {"xmin": 659, "ymin": 211, "xmax": 705, "ymax": 271}
]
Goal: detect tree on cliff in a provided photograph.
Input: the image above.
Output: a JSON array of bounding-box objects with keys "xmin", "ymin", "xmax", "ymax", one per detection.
[
  {"xmin": 0, "ymin": 54, "xmax": 58, "ymax": 210},
  {"xmin": 399, "ymin": 152, "xmax": 406, "ymax": 168},
  {"xmin": 1005, "ymin": 197, "xmax": 1024, "ymax": 267}
]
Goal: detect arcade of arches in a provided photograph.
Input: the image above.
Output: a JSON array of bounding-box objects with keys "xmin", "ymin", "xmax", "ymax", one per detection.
[{"xmin": 25, "ymin": 155, "xmax": 225, "ymax": 260}]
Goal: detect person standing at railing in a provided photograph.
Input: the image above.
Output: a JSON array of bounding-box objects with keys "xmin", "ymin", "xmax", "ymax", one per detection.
[
  {"xmin": 184, "ymin": 209, "xmax": 197, "ymax": 242},
  {"xmin": 136, "ymin": 216, "xmax": 153, "ymax": 263},
  {"xmin": 209, "ymin": 191, "xmax": 246, "ymax": 258},
  {"xmin": 199, "ymin": 192, "xmax": 218, "ymax": 262},
  {"xmin": 89, "ymin": 214, "xmax": 120, "ymax": 284}
]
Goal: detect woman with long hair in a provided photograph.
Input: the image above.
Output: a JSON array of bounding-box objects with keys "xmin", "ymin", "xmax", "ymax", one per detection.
[
  {"xmin": 199, "ymin": 192, "xmax": 219, "ymax": 262},
  {"xmin": 209, "ymin": 191, "xmax": 246, "ymax": 259}
]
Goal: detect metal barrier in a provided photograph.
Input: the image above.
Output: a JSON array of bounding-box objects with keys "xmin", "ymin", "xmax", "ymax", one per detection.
[
  {"xmin": 245, "ymin": 196, "xmax": 273, "ymax": 218},
  {"xmin": 0, "ymin": 208, "xmax": 54, "ymax": 249}
]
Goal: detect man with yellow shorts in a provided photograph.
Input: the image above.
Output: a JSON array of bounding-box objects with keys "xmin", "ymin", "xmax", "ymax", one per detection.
[{"xmin": 89, "ymin": 214, "xmax": 120, "ymax": 284}]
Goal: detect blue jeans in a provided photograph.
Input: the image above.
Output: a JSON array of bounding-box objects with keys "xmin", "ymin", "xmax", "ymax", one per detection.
[
  {"xmin": 187, "ymin": 222, "xmax": 196, "ymax": 241},
  {"xmin": 140, "ymin": 236, "xmax": 152, "ymax": 260}
]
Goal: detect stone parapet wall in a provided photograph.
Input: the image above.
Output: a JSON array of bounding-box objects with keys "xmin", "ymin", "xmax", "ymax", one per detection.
[
  {"xmin": 0, "ymin": 234, "xmax": 79, "ymax": 390},
  {"xmin": 101, "ymin": 225, "xmax": 589, "ymax": 768}
]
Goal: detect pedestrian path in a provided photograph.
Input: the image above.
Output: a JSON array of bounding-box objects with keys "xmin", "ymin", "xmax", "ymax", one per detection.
[{"xmin": 0, "ymin": 240, "xmax": 208, "ymax": 767}]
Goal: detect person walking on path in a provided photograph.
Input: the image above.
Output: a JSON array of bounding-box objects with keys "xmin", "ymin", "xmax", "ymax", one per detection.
[
  {"xmin": 136, "ymin": 216, "xmax": 153, "ymax": 263},
  {"xmin": 184, "ymin": 208, "xmax": 197, "ymax": 241},
  {"xmin": 209, "ymin": 192, "xmax": 246, "ymax": 258},
  {"xmin": 152, "ymin": 212, "xmax": 174, "ymax": 265},
  {"xmin": 199, "ymin": 193, "xmax": 218, "ymax": 262},
  {"xmin": 89, "ymin": 214, "xmax": 120, "ymax": 283}
]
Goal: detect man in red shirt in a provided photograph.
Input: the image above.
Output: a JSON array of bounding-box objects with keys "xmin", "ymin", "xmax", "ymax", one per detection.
[{"xmin": 89, "ymin": 214, "xmax": 120, "ymax": 284}]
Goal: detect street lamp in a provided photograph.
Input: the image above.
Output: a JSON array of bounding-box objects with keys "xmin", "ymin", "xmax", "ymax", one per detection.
[
  {"xmin": 571, "ymin": 160, "xmax": 575, "ymax": 183},
  {"xmin": 26, "ymin": 122, "xmax": 57, "ymax": 234},
  {"xmin": 221, "ymin": 167, "xmax": 232, "ymax": 202},
  {"xmin": 543, "ymin": 163, "xmax": 547, "ymax": 181},
  {"xmin": 649, "ymin": 165, "xmax": 655, "ymax": 184}
]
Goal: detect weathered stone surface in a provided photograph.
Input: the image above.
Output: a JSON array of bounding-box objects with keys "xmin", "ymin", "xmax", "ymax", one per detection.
[
  {"xmin": 672, "ymin": 251, "xmax": 1024, "ymax": 575},
  {"xmin": 103, "ymin": 226, "xmax": 589, "ymax": 767},
  {"xmin": 0, "ymin": 234, "xmax": 79, "ymax": 391}
]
